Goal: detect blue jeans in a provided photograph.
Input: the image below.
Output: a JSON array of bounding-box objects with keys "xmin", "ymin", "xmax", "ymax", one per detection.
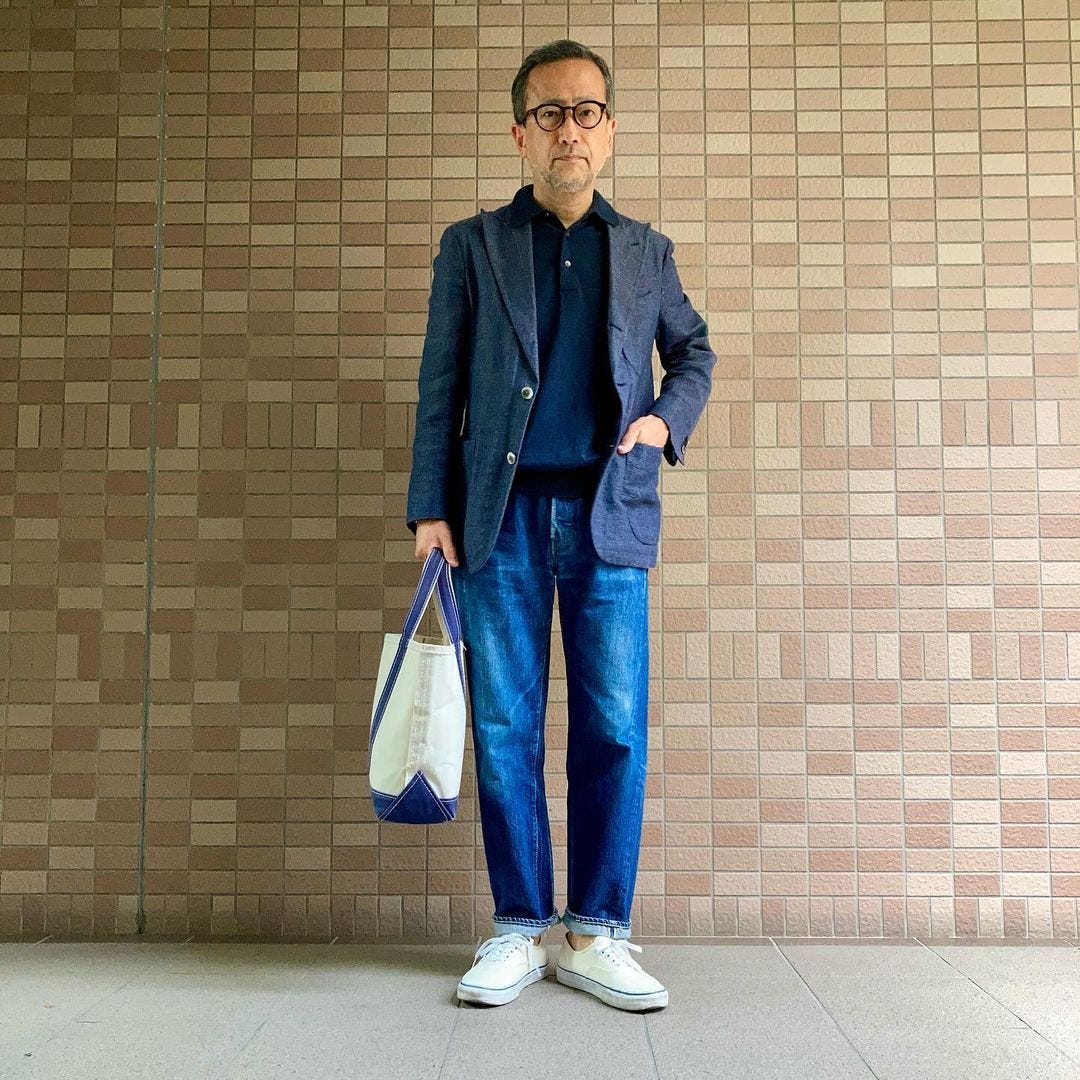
[{"xmin": 450, "ymin": 484, "xmax": 650, "ymax": 942}]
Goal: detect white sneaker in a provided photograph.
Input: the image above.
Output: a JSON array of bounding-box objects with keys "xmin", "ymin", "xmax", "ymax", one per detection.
[
  {"xmin": 456, "ymin": 932, "xmax": 550, "ymax": 1006},
  {"xmin": 556, "ymin": 933, "xmax": 668, "ymax": 1011}
]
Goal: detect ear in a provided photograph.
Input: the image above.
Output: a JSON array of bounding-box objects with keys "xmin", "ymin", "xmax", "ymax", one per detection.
[{"xmin": 510, "ymin": 123, "xmax": 526, "ymax": 156}]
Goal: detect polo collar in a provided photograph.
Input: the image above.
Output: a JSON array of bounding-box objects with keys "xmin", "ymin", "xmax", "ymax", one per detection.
[{"xmin": 507, "ymin": 183, "xmax": 619, "ymax": 227}]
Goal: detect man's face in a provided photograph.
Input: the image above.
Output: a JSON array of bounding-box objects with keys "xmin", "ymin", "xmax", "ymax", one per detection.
[{"xmin": 511, "ymin": 58, "xmax": 616, "ymax": 196}]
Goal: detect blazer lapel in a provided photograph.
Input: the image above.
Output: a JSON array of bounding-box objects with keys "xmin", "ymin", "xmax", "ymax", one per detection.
[
  {"xmin": 481, "ymin": 208, "xmax": 539, "ymax": 381},
  {"xmin": 606, "ymin": 220, "xmax": 644, "ymax": 371}
]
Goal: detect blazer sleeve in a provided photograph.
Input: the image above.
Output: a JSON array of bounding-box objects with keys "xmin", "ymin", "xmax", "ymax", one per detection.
[
  {"xmin": 405, "ymin": 224, "xmax": 471, "ymax": 535},
  {"xmin": 646, "ymin": 235, "xmax": 716, "ymax": 467}
]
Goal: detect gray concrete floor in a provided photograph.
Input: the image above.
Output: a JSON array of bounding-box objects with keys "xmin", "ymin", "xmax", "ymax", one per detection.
[{"xmin": 2, "ymin": 936, "xmax": 1080, "ymax": 1079}]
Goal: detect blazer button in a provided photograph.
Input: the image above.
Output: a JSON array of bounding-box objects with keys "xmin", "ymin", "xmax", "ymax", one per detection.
[
  {"xmin": 507, "ymin": 451, "xmax": 516, "ymax": 464},
  {"xmin": 521, "ymin": 386, "xmax": 533, "ymax": 399}
]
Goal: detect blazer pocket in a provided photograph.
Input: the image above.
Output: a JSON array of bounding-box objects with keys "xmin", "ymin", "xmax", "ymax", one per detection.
[
  {"xmin": 622, "ymin": 443, "xmax": 662, "ymax": 544},
  {"xmin": 633, "ymin": 286, "xmax": 657, "ymax": 315},
  {"xmin": 629, "ymin": 289, "xmax": 660, "ymax": 340}
]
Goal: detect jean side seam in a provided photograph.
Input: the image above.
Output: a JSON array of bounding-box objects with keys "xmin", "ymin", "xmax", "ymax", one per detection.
[
  {"xmin": 618, "ymin": 618, "xmax": 647, "ymax": 912},
  {"xmin": 538, "ymin": 494, "xmax": 554, "ymax": 920},
  {"xmin": 533, "ymin": 622, "xmax": 548, "ymax": 922},
  {"xmin": 616, "ymin": 567, "xmax": 650, "ymax": 924}
]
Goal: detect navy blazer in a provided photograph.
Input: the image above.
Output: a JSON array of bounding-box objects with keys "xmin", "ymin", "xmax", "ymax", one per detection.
[{"xmin": 406, "ymin": 190, "xmax": 716, "ymax": 573}]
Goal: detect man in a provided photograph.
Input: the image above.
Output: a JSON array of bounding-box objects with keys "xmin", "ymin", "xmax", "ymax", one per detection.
[{"xmin": 405, "ymin": 39, "xmax": 715, "ymax": 1011}]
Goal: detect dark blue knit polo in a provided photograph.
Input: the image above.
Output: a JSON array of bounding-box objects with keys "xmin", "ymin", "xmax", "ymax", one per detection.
[{"xmin": 509, "ymin": 184, "xmax": 620, "ymax": 499}]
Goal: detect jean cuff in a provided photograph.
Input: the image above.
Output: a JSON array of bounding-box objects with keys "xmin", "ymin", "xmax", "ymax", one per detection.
[
  {"xmin": 492, "ymin": 913, "xmax": 561, "ymax": 938},
  {"xmin": 560, "ymin": 907, "xmax": 632, "ymax": 941}
]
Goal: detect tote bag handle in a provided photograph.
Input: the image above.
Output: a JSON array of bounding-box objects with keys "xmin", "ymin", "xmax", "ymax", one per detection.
[{"xmin": 368, "ymin": 547, "xmax": 467, "ymax": 751}]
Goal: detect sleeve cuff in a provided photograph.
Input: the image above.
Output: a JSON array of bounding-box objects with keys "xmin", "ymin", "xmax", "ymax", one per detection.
[{"xmin": 648, "ymin": 407, "xmax": 687, "ymax": 466}]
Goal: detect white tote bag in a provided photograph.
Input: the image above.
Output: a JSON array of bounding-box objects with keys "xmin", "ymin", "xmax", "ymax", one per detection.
[{"xmin": 368, "ymin": 547, "xmax": 468, "ymax": 823}]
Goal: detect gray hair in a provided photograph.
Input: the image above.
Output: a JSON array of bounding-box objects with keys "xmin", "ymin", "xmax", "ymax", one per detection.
[{"xmin": 510, "ymin": 39, "xmax": 614, "ymax": 125}]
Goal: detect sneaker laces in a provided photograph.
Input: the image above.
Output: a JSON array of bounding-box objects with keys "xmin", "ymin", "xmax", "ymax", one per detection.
[
  {"xmin": 473, "ymin": 932, "xmax": 533, "ymax": 964},
  {"xmin": 598, "ymin": 938, "xmax": 645, "ymax": 972}
]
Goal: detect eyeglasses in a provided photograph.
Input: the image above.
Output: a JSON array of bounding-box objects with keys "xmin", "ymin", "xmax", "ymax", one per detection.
[{"xmin": 522, "ymin": 100, "xmax": 608, "ymax": 131}]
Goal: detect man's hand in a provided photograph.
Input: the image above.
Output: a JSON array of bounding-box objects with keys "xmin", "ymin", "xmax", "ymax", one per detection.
[
  {"xmin": 415, "ymin": 519, "xmax": 459, "ymax": 567},
  {"xmin": 617, "ymin": 413, "xmax": 669, "ymax": 454}
]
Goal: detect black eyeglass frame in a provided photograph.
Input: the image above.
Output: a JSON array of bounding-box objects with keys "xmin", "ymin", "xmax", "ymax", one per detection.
[{"xmin": 520, "ymin": 100, "xmax": 609, "ymax": 131}]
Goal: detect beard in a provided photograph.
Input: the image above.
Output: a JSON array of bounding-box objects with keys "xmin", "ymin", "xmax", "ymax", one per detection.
[{"xmin": 535, "ymin": 157, "xmax": 595, "ymax": 193}]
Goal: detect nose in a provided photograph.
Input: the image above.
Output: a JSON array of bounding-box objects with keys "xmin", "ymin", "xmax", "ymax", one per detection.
[{"xmin": 557, "ymin": 130, "xmax": 584, "ymax": 155}]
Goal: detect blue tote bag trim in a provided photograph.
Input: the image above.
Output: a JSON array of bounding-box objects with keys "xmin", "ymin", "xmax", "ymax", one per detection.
[{"xmin": 372, "ymin": 771, "xmax": 458, "ymax": 823}]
